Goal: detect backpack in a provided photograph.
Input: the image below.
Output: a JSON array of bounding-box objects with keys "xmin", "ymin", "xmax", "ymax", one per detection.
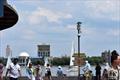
[{"xmin": 57, "ymin": 69, "xmax": 63, "ymax": 76}]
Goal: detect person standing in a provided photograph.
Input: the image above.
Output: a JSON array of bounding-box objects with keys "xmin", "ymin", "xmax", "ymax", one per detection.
[
  {"xmin": 5, "ymin": 58, "xmax": 21, "ymax": 80},
  {"xmin": 35, "ymin": 64, "xmax": 43, "ymax": 80},
  {"xmin": 45, "ymin": 64, "xmax": 52, "ymax": 80},
  {"xmin": 57, "ymin": 66, "xmax": 63, "ymax": 77},
  {"xmin": 102, "ymin": 68, "xmax": 108, "ymax": 80},
  {"xmin": 0, "ymin": 60, "xmax": 4, "ymax": 80},
  {"xmin": 26, "ymin": 63, "xmax": 35, "ymax": 80},
  {"xmin": 95, "ymin": 63, "xmax": 101, "ymax": 80},
  {"xmin": 82, "ymin": 61, "xmax": 92, "ymax": 80},
  {"xmin": 102, "ymin": 63, "xmax": 110, "ymax": 80},
  {"xmin": 57, "ymin": 66, "xmax": 63, "ymax": 80},
  {"xmin": 108, "ymin": 50, "xmax": 120, "ymax": 80},
  {"xmin": 82, "ymin": 61, "xmax": 91, "ymax": 72}
]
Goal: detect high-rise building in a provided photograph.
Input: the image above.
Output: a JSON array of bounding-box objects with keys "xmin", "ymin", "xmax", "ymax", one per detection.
[
  {"xmin": 6, "ymin": 45, "xmax": 12, "ymax": 58},
  {"xmin": 101, "ymin": 50, "xmax": 111, "ymax": 64},
  {"xmin": 37, "ymin": 44, "xmax": 50, "ymax": 58}
]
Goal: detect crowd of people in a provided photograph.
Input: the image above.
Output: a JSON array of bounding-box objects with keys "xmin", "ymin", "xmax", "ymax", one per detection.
[
  {"xmin": 82, "ymin": 50, "xmax": 120, "ymax": 80},
  {"xmin": 0, "ymin": 50, "xmax": 120, "ymax": 80}
]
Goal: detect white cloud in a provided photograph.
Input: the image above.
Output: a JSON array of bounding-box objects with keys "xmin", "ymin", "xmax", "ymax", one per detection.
[
  {"xmin": 4, "ymin": 0, "xmax": 120, "ymax": 57},
  {"xmin": 28, "ymin": 7, "xmax": 73, "ymax": 24},
  {"xmin": 82, "ymin": 27, "xmax": 97, "ymax": 36},
  {"xmin": 66, "ymin": 24, "xmax": 76, "ymax": 29},
  {"xmin": 18, "ymin": 11, "xmax": 30, "ymax": 23},
  {"xmin": 21, "ymin": 30, "xmax": 36, "ymax": 40},
  {"xmin": 66, "ymin": 24, "xmax": 97, "ymax": 35},
  {"xmin": 85, "ymin": 1, "xmax": 120, "ymax": 21},
  {"xmin": 66, "ymin": 1, "xmax": 73, "ymax": 7},
  {"xmin": 14, "ymin": 0, "xmax": 41, "ymax": 6},
  {"xmin": 107, "ymin": 29, "xmax": 120, "ymax": 36},
  {"xmin": 49, "ymin": 0, "xmax": 56, "ymax": 3},
  {"xmin": 0, "ymin": 32, "xmax": 2, "ymax": 38}
]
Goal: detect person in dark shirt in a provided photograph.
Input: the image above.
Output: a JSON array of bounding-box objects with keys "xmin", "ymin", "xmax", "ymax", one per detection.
[
  {"xmin": 95, "ymin": 63, "xmax": 101, "ymax": 80},
  {"xmin": 45, "ymin": 64, "xmax": 52, "ymax": 80}
]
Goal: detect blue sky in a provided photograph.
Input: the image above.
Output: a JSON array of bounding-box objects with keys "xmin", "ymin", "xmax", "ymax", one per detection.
[{"xmin": 0, "ymin": 0, "xmax": 120, "ymax": 57}]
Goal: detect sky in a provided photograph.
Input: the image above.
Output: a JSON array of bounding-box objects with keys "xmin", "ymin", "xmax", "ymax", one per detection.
[{"xmin": 0, "ymin": 0, "xmax": 120, "ymax": 57}]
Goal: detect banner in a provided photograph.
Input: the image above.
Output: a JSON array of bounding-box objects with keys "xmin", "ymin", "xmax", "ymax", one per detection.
[{"xmin": 0, "ymin": 0, "xmax": 3, "ymax": 17}]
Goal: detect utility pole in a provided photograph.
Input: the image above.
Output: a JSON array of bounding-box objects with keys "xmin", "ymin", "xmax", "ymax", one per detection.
[{"xmin": 77, "ymin": 22, "xmax": 82, "ymax": 80}]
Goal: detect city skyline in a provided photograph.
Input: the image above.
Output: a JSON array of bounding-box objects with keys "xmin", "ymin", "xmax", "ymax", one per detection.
[{"xmin": 0, "ymin": 0, "xmax": 120, "ymax": 57}]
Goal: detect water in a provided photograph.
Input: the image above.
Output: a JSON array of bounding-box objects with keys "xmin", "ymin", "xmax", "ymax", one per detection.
[{"xmin": 3, "ymin": 66, "xmax": 105, "ymax": 77}]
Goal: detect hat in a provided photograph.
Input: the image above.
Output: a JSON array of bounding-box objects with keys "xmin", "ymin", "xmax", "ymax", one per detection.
[
  {"xmin": 85, "ymin": 61, "xmax": 88, "ymax": 63},
  {"xmin": 58, "ymin": 66, "xmax": 62, "ymax": 69}
]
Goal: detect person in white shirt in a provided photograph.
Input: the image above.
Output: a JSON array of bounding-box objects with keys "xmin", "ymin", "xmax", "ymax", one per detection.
[
  {"xmin": 5, "ymin": 58, "xmax": 21, "ymax": 80},
  {"xmin": 82, "ymin": 61, "xmax": 92, "ymax": 80},
  {"xmin": 83, "ymin": 61, "xmax": 91, "ymax": 72}
]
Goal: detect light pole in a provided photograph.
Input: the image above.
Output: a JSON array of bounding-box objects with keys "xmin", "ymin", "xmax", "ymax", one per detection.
[{"xmin": 77, "ymin": 22, "xmax": 82, "ymax": 79}]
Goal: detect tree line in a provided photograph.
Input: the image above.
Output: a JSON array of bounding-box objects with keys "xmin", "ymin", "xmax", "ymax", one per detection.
[
  {"xmin": 50, "ymin": 56, "xmax": 103, "ymax": 66},
  {"xmin": 0, "ymin": 56, "xmax": 103, "ymax": 66}
]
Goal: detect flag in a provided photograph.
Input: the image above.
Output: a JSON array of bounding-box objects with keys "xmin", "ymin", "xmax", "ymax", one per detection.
[
  {"xmin": 70, "ymin": 41, "xmax": 75, "ymax": 66},
  {"xmin": 27, "ymin": 58, "xmax": 31, "ymax": 67},
  {"xmin": 6, "ymin": 56, "xmax": 12, "ymax": 69},
  {"xmin": 44, "ymin": 57, "xmax": 48, "ymax": 67},
  {"xmin": 0, "ymin": 0, "xmax": 3, "ymax": 17}
]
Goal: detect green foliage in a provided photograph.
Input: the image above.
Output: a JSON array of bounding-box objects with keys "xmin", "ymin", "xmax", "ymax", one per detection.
[
  {"xmin": 51, "ymin": 56, "xmax": 70, "ymax": 66},
  {"xmin": 32, "ymin": 60, "xmax": 44, "ymax": 65},
  {"xmin": 0, "ymin": 57, "xmax": 6, "ymax": 66},
  {"xmin": 86, "ymin": 56, "xmax": 103, "ymax": 65},
  {"xmin": 51, "ymin": 55, "xmax": 103, "ymax": 66}
]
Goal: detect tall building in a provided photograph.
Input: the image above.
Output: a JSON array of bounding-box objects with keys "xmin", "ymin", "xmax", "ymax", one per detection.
[
  {"xmin": 37, "ymin": 44, "xmax": 50, "ymax": 58},
  {"xmin": 6, "ymin": 45, "xmax": 12, "ymax": 58},
  {"xmin": 101, "ymin": 50, "xmax": 111, "ymax": 64}
]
